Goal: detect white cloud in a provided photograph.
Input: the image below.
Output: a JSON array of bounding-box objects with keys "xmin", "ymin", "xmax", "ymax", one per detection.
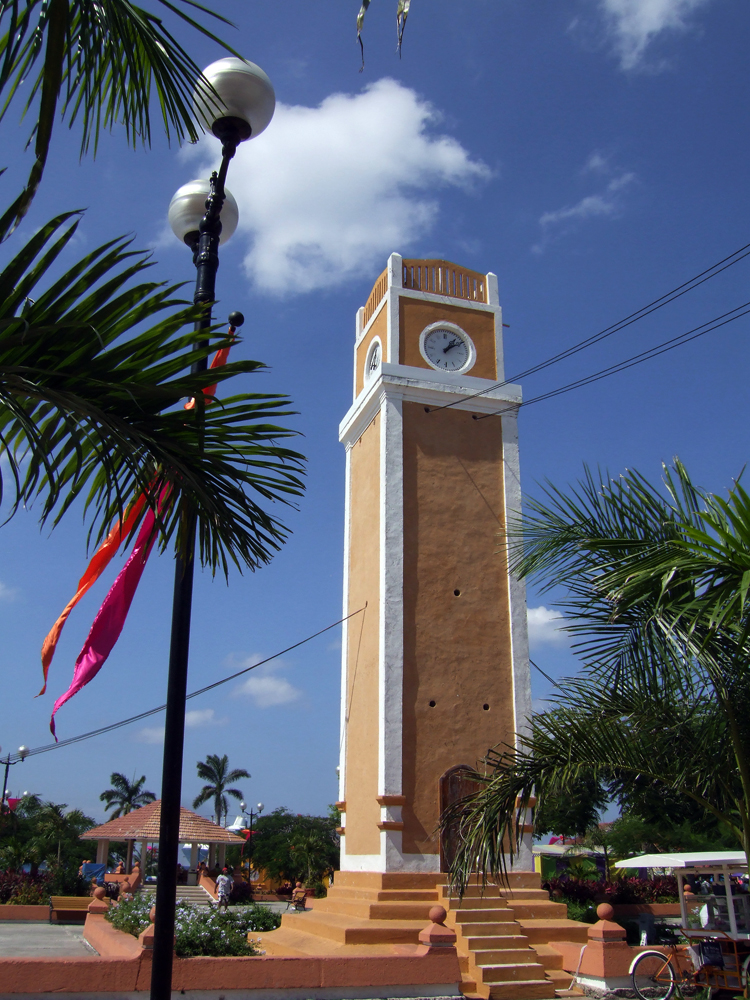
[
  {"xmin": 597, "ymin": 0, "xmax": 710, "ymax": 70},
  {"xmin": 232, "ymin": 657, "xmax": 302, "ymax": 708},
  {"xmin": 527, "ymin": 606, "xmax": 569, "ymax": 649},
  {"xmin": 135, "ymin": 725, "xmax": 164, "ymax": 745},
  {"xmin": 533, "ymin": 166, "xmax": 635, "ymax": 253},
  {"xmin": 135, "ymin": 707, "xmax": 225, "ymax": 744},
  {"xmin": 0, "ymin": 580, "xmax": 18, "ymax": 601},
  {"xmin": 180, "ymin": 78, "xmax": 490, "ymax": 295},
  {"xmin": 185, "ymin": 708, "xmax": 227, "ymax": 728}
]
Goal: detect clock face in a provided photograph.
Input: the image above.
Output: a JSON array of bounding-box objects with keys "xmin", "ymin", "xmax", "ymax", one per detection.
[
  {"xmin": 366, "ymin": 340, "xmax": 381, "ymax": 380},
  {"xmin": 422, "ymin": 327, "xmax": 472, "ymax": 372}
]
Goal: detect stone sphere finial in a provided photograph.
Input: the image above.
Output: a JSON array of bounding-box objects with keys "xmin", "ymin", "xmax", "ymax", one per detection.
[
  {"xmin": 596, "ymin": 902, "xmax": 614, "ymax": 921},
  {"xmin": 93, "ymin": 886, "xmax": 106, "ymax": 900},
  {"xmin": 429, "ymin": 905, "xmax": 447, "ymax": 925}
]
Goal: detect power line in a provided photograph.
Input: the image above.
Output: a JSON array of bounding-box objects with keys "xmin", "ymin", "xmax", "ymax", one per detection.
[
  {"xmin": 529, "ymin": 657, "xmax": 563, "ymax": 691},
  {"xmin": 430, "ymin": 240, "xmax": 750, "ymax": 413},
  {"xmin": 473, "ymin": 300, "xmax": 750, "ymax": 421},
  {"xmin": 9, "ymin": 606, "xmax": 365, "ymax": 764}
]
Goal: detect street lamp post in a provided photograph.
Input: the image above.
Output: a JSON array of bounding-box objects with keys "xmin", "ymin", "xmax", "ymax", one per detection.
[
  {"xmin": 240, "ymin": 800, "xmax": 264, "ymax": 865},
  {"xmin": 0, "ymin": 746, "xmax": 29, "ymax": 815},
  {"xmin": 150, "ymin": 57, "xmax": 275, "ymax": 1000}
]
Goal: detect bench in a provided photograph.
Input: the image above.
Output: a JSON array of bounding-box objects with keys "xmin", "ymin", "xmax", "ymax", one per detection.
[{"xmin": 49, "ymin": 896, "xmax": 91, "ymax": 923}]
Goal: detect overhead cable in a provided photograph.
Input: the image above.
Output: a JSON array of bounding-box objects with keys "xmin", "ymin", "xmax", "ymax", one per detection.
[
  {"xmin": 8, "ymin": 606, "xmax": 365, "ymax": 764},
  {"xmin": 430, "ymin": 240, "xmax": 750, "ymax": 413}
]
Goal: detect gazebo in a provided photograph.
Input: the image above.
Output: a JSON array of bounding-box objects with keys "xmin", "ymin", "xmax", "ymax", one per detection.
[{"xmin": 82, "ymin": 799, "xmax": 245, "ymax": 879}]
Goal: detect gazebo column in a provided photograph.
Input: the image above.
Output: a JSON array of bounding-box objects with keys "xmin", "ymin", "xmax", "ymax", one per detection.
[
  {"xmin": 126, "ymin": 839, "xmax": 134, "ymax": 873},
  {"xmin": 140, "ymin": 840, "xmax": 148, "ymax": 875},
  {"xmin": 95, "ymin": 839, "xmax": 109, "ymax": 865},
  {"xmin": 218, "ymin": 844, "xmax": 226, "ymax": 869},
  {"xmin": 208, "ymin": 844, "xmax": 216, "ymax": 870}
]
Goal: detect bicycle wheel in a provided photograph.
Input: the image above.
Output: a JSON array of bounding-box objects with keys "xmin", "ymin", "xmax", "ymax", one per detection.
[{"xmin": 631, "ymin": 950, "xmax": 677, "ymax": 1000}]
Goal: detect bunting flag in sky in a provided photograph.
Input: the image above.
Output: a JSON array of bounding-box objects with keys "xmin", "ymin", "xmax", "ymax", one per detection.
[
  {"xmin": 39, "ymin": 491, "xmax": 149, "ymax": 695},
  {"xmin": 49, "ymin": 496, "xmax": 166, "ymax": 739},
  {"xmin": 184, "ymin": 337, "xmax": 235, "ymax": 410},
  {"xmin": 44, "ymin": 325, "xmax": 236, "ymax": 735}
]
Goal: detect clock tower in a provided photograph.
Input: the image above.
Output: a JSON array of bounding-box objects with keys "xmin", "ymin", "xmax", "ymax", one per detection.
[{"xmin": 338, "ymin": 254, "xmax": 532, "ymax": 875}]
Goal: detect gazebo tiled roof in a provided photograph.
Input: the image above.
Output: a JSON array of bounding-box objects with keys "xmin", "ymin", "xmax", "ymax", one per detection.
[{"xmin": 81, "ymin": 799, "xmax": 244, "ymax": 844}]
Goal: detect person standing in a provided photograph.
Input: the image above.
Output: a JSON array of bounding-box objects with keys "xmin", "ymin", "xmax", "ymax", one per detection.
[{"xmin": 216, "ymin": 868, "xmax": 232, "ymax": 912}]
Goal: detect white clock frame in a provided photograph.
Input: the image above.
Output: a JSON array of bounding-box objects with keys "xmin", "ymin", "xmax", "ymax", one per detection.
[
  {"xmin": 365, "ymin": 337, "xmax": 382, "ymax": 382},
  {"xmin": 418, "ymin": 321, "xmax": 476, "ymax": 375}
]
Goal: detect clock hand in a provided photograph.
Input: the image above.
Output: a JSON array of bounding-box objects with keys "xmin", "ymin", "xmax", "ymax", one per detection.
[{"xmin": 443, "ymin": 338, "xmax": 461, "ymax": 353}]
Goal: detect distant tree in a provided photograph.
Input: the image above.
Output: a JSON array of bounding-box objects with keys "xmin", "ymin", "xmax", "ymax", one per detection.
[
  {"xmin": 193, "ymin": 754, "xmax": 250, "ymax": 826},
  {"xmin": 100, "ymin": 773, "xmax": 156, "ymax": 819},
  {"xmin": 534, "ymin": 773, "xmax": 607, "ymax": 842},
  {"xmin": 251, "ymin": 807, "xmax": 339, "ymax": 886}
]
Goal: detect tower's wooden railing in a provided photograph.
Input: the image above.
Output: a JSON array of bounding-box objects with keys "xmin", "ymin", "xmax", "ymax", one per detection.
[
  {"xmin": 361, "ymin": 259, "xmax": 489, "ymax": 332},
  {"xmin": 362, "ymin": 268, "xmax": 388, "ymax": 327},
  {"xmin": 402, "ymin": 259, "xmax": 487, "ymax": 303}
]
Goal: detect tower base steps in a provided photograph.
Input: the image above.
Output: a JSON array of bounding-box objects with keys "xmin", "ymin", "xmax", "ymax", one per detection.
[{"xmin": 257, "ymin": 870, "xmax": 587, "ymax": 999}]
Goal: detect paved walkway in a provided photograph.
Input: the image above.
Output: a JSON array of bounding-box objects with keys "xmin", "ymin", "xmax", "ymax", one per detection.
[{"xmin": 0, "ymin": 922, "xmax": 98, "ymax": 957}]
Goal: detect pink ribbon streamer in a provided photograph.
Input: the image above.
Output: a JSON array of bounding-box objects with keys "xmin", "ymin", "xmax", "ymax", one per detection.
[{"xmin": 50, "ymin": 504, "xmax": 160, "ymax": 738}]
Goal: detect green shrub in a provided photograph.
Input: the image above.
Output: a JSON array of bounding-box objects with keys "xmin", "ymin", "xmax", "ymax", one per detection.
[
  {"xmin": 565, "ymin": 899, "xmax": 598, "ymax": 923},
  {"xmin": 106, "ymin": 895, "xmax": 281, "ymax": 956}
]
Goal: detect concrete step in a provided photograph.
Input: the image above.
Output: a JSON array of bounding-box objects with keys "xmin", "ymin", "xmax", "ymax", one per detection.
[
  {"xmin": 487, "ymin": 981, "xmax": 557, "ymax": 1000},
  {"xmin": 458, "ymin": 921, "xmax": 522, "ymax": 939},
  {"xmin": 477, "ymin": 962, "xmax": 549, "ymax": 984},
  {"xmin": 451, "ymin": 908, "xmax": 518, "ymax": 925},
  {"xmin": 311, "ymin": 896, "xmax": 434, "ymax": 921},
  {"xmin": 499, "ymin": 890, "xmax": 551, "ymax": 901},
  {"xmin": 447, "ymin": 897, "xmax": 512, "ymax": 912},
  {"xmin": 329, "ymin": 885, "xmax": 440, "ymax": 903},
  {"xmin": 463, "ymin": 935, "xmax": 531, "ymax": 950},
  {"xmin": 470, "ymin": 948, "xmax": 540, "ymax": 966},
  {"xmin": 516, "ymin": 920, "xmax": 588, "ymax": 945},
  {"xmin": 545, "ymin": 969, "xmax": 575, "ymax": 988},
  {"xmin": 141, "ymin": 885, "xmax": 213, "ymax": 906},
  {"xmin": 458, "ymin": 872, "xmax": 542, "ymax": 890},
  {"xmin": 277, "ymin": 909, "xmax": 426, "ymax": 946},
  {"xmin": 531, "ymin": 944, "xmax": 566, "ymax": 971},
  {"xmin": 507, "ymin": 901, "xmax": 569, "ymax": 919}
]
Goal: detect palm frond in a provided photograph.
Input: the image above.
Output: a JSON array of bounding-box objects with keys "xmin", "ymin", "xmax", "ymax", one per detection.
[
  {"xmin": 0, "ymin": 212, "xmax": 305, "ymax": 573},
  {"xmin": 0, "ymin": 0, "xmax": 239, "ymax": 235}
]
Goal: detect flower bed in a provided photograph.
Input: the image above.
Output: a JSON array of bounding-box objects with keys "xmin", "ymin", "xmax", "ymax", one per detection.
[
  {"xmin": 106, "ymin": 895, "xmax": 281, "ymax": 958},
  {"xmin": 0, "ymin": 871, "xmax": 51, "ymax": 904}
]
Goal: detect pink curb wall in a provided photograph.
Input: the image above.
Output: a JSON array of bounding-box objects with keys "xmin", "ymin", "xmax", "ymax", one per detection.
[{"xmin": 0, "ymin": 906, "xmax": 48, "ymax": 921}]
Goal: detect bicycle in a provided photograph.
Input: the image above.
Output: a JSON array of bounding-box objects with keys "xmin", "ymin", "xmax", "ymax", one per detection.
[{"xmin": 630, "ymin": 934, "xmax": 750, "ymax": 1000}]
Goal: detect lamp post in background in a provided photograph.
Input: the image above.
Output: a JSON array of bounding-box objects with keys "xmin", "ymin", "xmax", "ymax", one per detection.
[
  {"xmin": 240, "ymin": 800, "xmax": 264, "ymax": 865},
  {"xmin": 151, "ymin": 56, "xmax": 275, "ymax": 1000},
  {"xmin": 0, "ymin": 745, "xmax": 29, "ymax": 814}
]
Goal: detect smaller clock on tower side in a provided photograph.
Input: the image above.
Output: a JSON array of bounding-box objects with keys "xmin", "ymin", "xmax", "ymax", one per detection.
[{"xmin": 338, "ymin": 254, "xmax": 532, "ymax": 875}]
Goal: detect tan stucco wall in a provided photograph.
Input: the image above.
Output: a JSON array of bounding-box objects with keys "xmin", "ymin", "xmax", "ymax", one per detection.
[
  {"xmin": 399, "ymin": 298, "xmax": 497, "ymax": 380},
  {"xmin": 344, "ymin": 412, "xmax": 382, "ymax": 855},
  {"xmin": 355, "ymin": 304, "xmax": 388, "ymax": 397},
  {"xmin": 400, "ymin": 402, "xmax": 514, "ymax": 855}
]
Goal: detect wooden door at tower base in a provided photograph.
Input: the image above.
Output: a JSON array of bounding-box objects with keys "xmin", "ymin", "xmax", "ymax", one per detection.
[{"xmin": 439, "ymin": 764, "xmax": 481, "ymax": 873}]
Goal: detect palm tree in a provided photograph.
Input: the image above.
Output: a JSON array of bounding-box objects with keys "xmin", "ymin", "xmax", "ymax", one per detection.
[
  {"xmin": 0, "ymin": 6, "xmax": 306, "ymax": 562},
  {"xmin": 443, "ymin": 461, "xmax": 750, "ymax": 892},
  {"xmin": 100, "ymin": 773, "xmax": 156, "ymax": 819},
  {"xmin": 193, "ymin": 754, "xmax": 250, "ymax": 826},
  {"xmin": 0, "ymin": 0, "xmax": 238, "ymax": 239},
  {"xmin": 0, "ymin": 216, "xmax": 306, "ymax": 565}
]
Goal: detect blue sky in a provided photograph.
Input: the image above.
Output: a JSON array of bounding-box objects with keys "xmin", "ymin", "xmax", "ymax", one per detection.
[{"xmin": 0, "ymin": 0, "xmax": 748, "ymax": 824}]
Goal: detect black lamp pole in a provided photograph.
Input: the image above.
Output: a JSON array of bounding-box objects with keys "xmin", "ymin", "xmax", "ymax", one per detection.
[
  {"xmin": 149, "ymin": 129, "xmax": 245, "ymax": 1000},
  {"xmin": 0, "ymin": 749, "xmax": 28, "ymax": 815}
]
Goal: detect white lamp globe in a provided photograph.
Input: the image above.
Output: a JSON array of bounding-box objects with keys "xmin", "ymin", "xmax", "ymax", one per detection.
[
  {"xmin": 18, "ymin": 746, "xmax": 29, "ymax": 760},
  {"xmin": 195, "ymin": 57, "xmax": 275, "ymax": 142},
  {"xmin": 168, "ymin": 180, "xmax": 239, "ymax": 246}
]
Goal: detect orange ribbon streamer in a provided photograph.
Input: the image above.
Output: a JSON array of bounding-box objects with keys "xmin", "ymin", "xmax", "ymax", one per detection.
[
  {"xmin": 184, "ymin": 343, "xmax": 233, "ymax": 411},
  {"xmin": 39, "ymin": 492, "xmax": 148, "ymax": 695}
]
